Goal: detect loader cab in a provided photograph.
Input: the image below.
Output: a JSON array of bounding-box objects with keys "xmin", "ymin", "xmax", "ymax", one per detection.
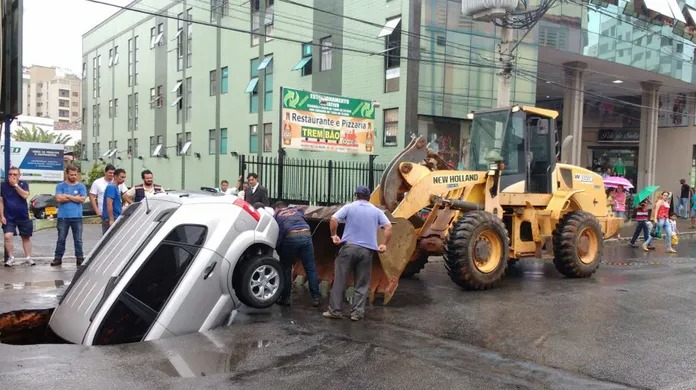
[{"xmin": 465, "ymin": 106, "xmax": 557, "ymax": 194}]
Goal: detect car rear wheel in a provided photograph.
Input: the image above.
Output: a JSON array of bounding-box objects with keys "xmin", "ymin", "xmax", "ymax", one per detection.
[
  {"xmin": 34, "ymin": 210, "xmax": 46, "ymax": 219},
  {"xmin": 235, "ymin": 256, "xmax": 284, "ymax": 309}
]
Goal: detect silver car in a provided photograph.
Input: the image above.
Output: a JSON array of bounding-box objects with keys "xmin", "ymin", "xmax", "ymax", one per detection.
[{"xmin": 48, "ymin": 192, "xmax": 283, "ymax": 345}]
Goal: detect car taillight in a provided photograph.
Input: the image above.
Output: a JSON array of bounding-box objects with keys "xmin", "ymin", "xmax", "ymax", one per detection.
[
  {"xmin": 31, "ymin": 201, "xmax": 36, "ymax": 207},
  {"xmin": 233, "ymin": 198, "xmax": 260, "ymax": 221}
]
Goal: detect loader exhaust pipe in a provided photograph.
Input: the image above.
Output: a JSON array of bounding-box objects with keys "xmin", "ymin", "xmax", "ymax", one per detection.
[{"xmin": 431, "ymin": 196, "xmax": 483, "ymax": 212}]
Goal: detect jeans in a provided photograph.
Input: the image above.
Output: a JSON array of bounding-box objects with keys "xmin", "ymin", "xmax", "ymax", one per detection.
[
  {"xmin": 54, "ymin": 218, "xmax": 84, "ymax": 259},
  {"xmin": 679, "ymin": 198, "xmax": 689, "ymax": 218},
  {"xmin": 278, "ymin": 234, "xmax": 321, "ymax": 300},
  {"xmin": 645, "ymin": 217, "xmax": 672, "ymax": 250},
  {"xmin": 629, "ymin": 221, "xmax": 649, "ymax": 245}
]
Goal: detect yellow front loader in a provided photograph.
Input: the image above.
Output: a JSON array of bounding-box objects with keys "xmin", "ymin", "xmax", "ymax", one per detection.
[{"xmin": 293, "ymin": 106, "xmax": 622, "ymax": 304}]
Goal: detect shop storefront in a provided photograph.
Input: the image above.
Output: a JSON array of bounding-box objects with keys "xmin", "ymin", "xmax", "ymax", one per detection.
[{"xmin": 586, "ymin": 129, "xmax": 639, "ymax": 189}]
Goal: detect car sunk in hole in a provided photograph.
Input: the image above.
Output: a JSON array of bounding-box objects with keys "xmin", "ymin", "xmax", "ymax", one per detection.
[{"xmin": 48, "ymin": 191, "xmax": 284, "ymax": 345}]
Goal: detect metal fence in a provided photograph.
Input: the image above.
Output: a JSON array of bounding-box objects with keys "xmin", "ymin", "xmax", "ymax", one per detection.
[{"xmin": 239, "ymin": 155, "xmax": 387, "ymax": 205}]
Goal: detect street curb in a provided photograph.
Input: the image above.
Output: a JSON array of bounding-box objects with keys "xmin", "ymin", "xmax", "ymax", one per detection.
[{"xmin": 33, "ymin": 216, "xmax": 102, "ymax": 232}]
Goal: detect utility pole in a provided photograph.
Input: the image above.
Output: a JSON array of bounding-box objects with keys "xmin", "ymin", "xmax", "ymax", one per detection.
[
  {"xmin": 256, "ymin": 0, "xmax": 265, "ymax": 162},
  {"xmin": 496, "ymin": 25, "xmax": 513, "ymax": 108},
  {"xmin": 214, "ymin": 2, "xmax": 222, "ymax": 185},
  {"xmin": 181, "ymin": 0, "xmax": 188, "ymax": 190}
]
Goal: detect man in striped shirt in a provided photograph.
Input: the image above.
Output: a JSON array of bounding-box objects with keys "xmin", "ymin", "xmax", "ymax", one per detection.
[{"xmin": 629, "ymin": 200, "xmax": 654, "ymax": 249}]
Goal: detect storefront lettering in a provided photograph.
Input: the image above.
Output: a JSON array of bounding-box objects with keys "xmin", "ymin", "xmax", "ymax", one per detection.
[
  {"xmin": 598, "ymin": 129, "xmax": 640, "ymax": 143},
  {"xmin": 433, "ymin": 174, "xmax": 479, "ymax": 184}
]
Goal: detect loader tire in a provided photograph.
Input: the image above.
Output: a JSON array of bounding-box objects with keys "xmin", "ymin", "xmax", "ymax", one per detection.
[
  {"xmin": 401, "ymin": 253, "xmax": 429, "ymax": 278},
  {"xmin": 552, "ymin": 211, "xmax": 603, "ymax": 278},
  {"xmin": 444, "ymin": 211, "xmax": 509, "ymax": 290}
]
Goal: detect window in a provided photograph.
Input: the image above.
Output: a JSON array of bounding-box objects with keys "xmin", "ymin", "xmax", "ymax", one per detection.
[
  {"xmin": 72, "ymin": 101, "xmax": 79, "ymax": 107},
  {"xmin": 172, "ymin": 80, "xmax": 183, "ymax": 124},
  {"xmin": 220, "ymin": 128, "xmax": 227, "ymax": 154},
  {"xmin": 249, "ymin": 123, "xmax": 271, "ymax": 153},
  {"xmin": 92, "ymin": 142, "xmax": 98, "ymax": 160},
  {"xmin": 109, "ymin": 99, "xmax": 113, "ymax": 118},
  {"xmin": 176, "ymin": 132, "xmax": 192, "ymax": 155},
  {"xmin": 108, "ymin": 46, "xmax": 119, "ymax": 66},
  {"xmin": 292, "ymin": 43, "xmax": 312, "ymax": 76},
  {"xmin": 221, "ymin": 67, "xmax": 229, "ymax": 94},
  {"xmin": 248, "ymin": 56, "xmax": 272, "ymax": 113},
  {"xmin": 59, "ymin": 109, "xmax": 69, "ymax": 118},
  {"xmin": 59, "ymin": 89, "xmax": 70, "ymax": 98},
  {"xmin": 150, "ymin": 88, "xmax": 156, "ymax": 108},
  {"xmin": 383, "ymin": 108, "xmax": 398, "ymax": 147},
  {"xmin": 208, "ymin": 128, "xmax": 227, "ymax": 154},
  {"xmin": 92, "ymin": 57, "xmax": 98, "ymax": 98},
  {"xmin": 248, "ymin": 58, "xmax": 260, "ymax": 113},
  {"xmin": 128, "ymin": 139, "xmax": 133, "ymax": 156},
  {"xmin": 82, "ymin": 62, "xmax": 87, "ymax": 79},
  {"xmin": 150, "ymin": 135, "xmax": 163, "ymax": 156},
  {"xmin": 211, "ymin": 0, "xmax": 229, "ymax": 22},
  {"xmin": 72, "ymin": 111, "xmax": 78, "ymax": 117},
  {"xmin": 128, "ymin": 95, "xmax": 133, "ymax": 130},
  {"xmin": 134, "ymin": 36, "xmax": 139, "ymax": 85},
  {"xmin": 113, "ymin": 98, "xmax": 118, "ymax": 117},
  {"xmin": 176, "ymin": 12, "xmax": 184, "ymax": 71},
  {"xmin": 150, "ymin": 26, "xmax": 157, "ymax": 48},
  {"xmin": 151, "ymin": 24, "xmax": 164, "ymax": 48},
  {"xmin": 133, "ymin": 93, "xmax": 139, "ymax": 131},
  {"xmin": 186, "ymin": 8, "xmax": 192, "ymax": 68},
  {"xmin": 156, "ymin": 85, "xmax": 163, "ymax": 107},
  {"xmin": 73, "ymin": 91, "xmax": 78, "ymax": 97},
  {"xmin": 94, "ymin": 225, "xmax": 207, "ymax": 345},
  {"xmin": 92, "ymin": 104, "xmax": 100, "ymax": 136},
  {"xmin": 263, "ymin": 57, "xmax": 273, "ymax": 111},
  {"xmin": 382, "ymin": 16, "xmax": 401, "ymax": 93},
  {"xmin": 209, "ymin": 70, "xmax": 217, "ymax": 96},
  {"xmin": 59, "ymin": 99, "xmax": 69, "ymax": 107},
  {"xmin": 320, "ymin": 36, "xmax": 332, "ymax": 71},
  {"xmin": 128, "ymin": 38, "xmax": 134, "ymax": 86},
  {"xmin": 185, "ymin": 77, "xmax": 192, "ymax": 122}
]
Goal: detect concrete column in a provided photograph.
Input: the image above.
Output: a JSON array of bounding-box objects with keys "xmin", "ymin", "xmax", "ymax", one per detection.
[
  {"xmin": 561, "ymin": 61, "xmax": 587, "ymax": 166},
  {"xmin": 638, "ymin": 81, "xmax": 661, "ymax": 188}
]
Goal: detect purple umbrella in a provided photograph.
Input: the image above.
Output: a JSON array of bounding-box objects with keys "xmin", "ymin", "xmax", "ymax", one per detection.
[{"xmin": 603, "ymin": 176, "xmax": 634, "ymax": 189}]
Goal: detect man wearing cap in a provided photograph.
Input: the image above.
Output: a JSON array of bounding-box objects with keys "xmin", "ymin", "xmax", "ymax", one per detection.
[{"xmin": 323, "ymin": 185, "xmax": 392, "ymax": 321}]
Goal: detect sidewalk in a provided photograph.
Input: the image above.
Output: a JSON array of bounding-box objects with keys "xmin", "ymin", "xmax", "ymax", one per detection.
[{"xmin": 614, "ymin": 216, "xmax": 695, "ymax": 243}]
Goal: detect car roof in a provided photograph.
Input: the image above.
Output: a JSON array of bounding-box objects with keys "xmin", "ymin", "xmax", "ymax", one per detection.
[{"xmin": 149, "ymin": 190, "xmax": 240, "ymax": 205}]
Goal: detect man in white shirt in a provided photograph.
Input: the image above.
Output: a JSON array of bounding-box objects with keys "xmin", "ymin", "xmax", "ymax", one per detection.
[
  {"xmin": 217, "ymin": 180, "xmax": 238, "ymax": 195},
  {"xmin": 89, "ymin": 164, "xmax": 128, "ymax": 217}
]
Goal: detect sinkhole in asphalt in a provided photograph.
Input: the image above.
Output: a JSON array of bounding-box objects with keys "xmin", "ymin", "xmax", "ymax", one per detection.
[{"xmin": 0, "ymin": 308, "xmax": 70, "ymax": 345}]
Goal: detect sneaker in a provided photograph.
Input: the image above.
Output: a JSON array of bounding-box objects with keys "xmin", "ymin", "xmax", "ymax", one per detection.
[
  {"xmin": 667, "ymin": 248, "xmax": 677, "ymax": 254},
  {"xmin": 76, "ymin": 258, "xmax": 84, "ymax": 267},
  {"xmin": 50, "ymin": 258, "xmax": 62, "ymax": 267},
  {"xmin": 24, "ymin": 258, "xmax": 35, "ymax": 266},
  {"xmin": 629, "ymin": 242, "xmax": 637, "ymax": 248},
  {"xmin": 4, "ymin": 257, "xmax": 14, "ymax": 267},
  {"xmin": 350, "ymin": 315, "xmax": 363, "ymax": 321},
  {"xmin": 648, "ymin": 246, "xmax": 656, "ymax": 250},
  {"xmin": 642, "ymin": 244, "xmax": 649, "ymax": 252},
  {"xmin": 322, "ymin": 311, "xmax": 343, "ymax": 319},
  {"xmin": 312, "ymin": 298, "xmax": 320, "ymax": 307}
]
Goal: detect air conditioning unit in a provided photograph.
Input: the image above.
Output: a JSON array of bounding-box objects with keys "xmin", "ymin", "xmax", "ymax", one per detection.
[{"xmin": 462, "ymin": 0, "xmax": 520, "ymax": 21}]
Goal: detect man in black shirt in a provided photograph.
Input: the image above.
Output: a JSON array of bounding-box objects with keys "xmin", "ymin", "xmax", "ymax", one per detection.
[{"xmin": 679, "ymin": 179, "xmax": 692, "ymax": 219}]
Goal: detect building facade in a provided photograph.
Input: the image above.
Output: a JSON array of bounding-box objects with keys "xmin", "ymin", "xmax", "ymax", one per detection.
[
  {"xmin": 83, "ymin": 0, "xmax": 696, "ymax": 196},
  {"xmin": 22, "ymin": 65, "xmax": 82, "ymax": 124}
]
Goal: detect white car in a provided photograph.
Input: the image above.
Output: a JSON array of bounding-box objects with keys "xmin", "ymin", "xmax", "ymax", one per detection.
[{"xmin": 48, "ymin": 191, "xmax": 283, "ymax": 345}]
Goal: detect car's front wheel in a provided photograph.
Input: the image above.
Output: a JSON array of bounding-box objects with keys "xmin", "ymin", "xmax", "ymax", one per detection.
[
  {"xmin": 34, "ymin": 209, "xmax": 46, "ymax": 219},
  {"xmin": 235, "ymin": 256, "xmax": 284, "ymax": 309}
]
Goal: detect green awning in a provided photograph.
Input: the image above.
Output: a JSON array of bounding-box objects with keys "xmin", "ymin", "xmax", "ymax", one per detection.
[
  {"xmin": 245, "ymin": 77, "xmax": 259, "ymax": 93},
  {"xmin": 292, "ymin": 56, "xmax": 311, "ymax": 71}
]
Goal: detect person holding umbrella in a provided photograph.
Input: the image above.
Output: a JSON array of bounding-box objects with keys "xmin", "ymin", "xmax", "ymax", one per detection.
[{"xmin": 643, "ymin": 191, "xmax": 676, "ymax": 253}]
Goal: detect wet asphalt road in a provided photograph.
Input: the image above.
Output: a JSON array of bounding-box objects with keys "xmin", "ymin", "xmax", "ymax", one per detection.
[{"xmin": 1, "ymin": 226, "xmax": 696, "ymax": 389}]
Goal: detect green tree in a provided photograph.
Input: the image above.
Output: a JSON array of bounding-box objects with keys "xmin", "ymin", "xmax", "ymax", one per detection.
[
  {"xmin": 13, "ymin": 125, "xmax": 72, "ymax": 144},
  {"xmin": 84, "ymin": 161, "xmax": 105, "ymax": 189}
]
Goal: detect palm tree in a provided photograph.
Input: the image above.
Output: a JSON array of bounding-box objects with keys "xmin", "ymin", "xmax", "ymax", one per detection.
[{"xmin": 13, "ymin": 125, "xmax": 72, "ymax": 144}]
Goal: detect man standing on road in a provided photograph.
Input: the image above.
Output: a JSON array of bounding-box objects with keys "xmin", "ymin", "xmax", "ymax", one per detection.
[
  {"xmin": 89, "ymin": 164, "xmax": 127, "ymax": 217},
  {"xmin": 51, "ymin": 165, "xmax": 87, "ymax": 267},
  {"xmin": 102, "ymin": 169, "xmax": 127, "ymax": 234},
  {"xmin": 0, "ymin": 167, "xmax": 34, "ymax": 267},
  {"xmin": 273, "ymin": 201, "xmax": 321, "ymax": 307},
  {"xmin": 323, "ymin": 185, "xmax": 392, "ymax": 321},
  {"xmin": 124, "ymin": 169, "xmax": 162, "ymax": 203},
  {"xmin": 244, "ymin": 173, "xmax": 269, "ymax": 206},
  {"xmin": 678, "ymin": 179, "xmax": 691, "ymax": 219}
]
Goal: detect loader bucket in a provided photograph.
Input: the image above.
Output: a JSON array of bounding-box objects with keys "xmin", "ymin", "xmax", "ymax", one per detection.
[{"xmin": 293, "ymin": 205, "xmax": 417, "ymax": 304}]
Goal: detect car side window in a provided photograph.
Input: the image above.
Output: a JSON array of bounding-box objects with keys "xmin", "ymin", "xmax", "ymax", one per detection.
[{"xmin": 94, "ymin": 225, "xmax": 207, "ymax": 345}]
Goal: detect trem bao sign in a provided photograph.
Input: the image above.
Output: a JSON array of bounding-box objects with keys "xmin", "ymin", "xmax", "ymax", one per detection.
[
  {"xmin": 0, "ymin": 142, "xmax": 65, "ymax": 182},
  {"xmin": 280, "ymin": 87, "xmax": 376, "ymax": 154}
]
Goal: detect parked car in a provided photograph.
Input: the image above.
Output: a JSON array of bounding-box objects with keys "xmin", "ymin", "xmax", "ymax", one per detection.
[
  {"xmin": 30, "ymin": 194, "xmax": 97, "ymax": 219},
  {"xmin": 48, "ymin": 191, "xmax": 283, "ymax": 345}
]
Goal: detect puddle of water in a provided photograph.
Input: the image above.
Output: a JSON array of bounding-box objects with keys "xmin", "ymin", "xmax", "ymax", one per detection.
[
  {"xmin": 0, "ymin": 308, "xmax": 69, "ymax": 345},
  {"xmin": 160, "ymin": 340, "xmax": 273, "ymax": 378},
  {"xmin": 1, "ymin": 280, "xmax": 71, "ymax": 291}
]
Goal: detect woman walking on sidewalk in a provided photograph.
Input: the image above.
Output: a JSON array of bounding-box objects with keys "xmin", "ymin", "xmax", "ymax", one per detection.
[
  {"xmin": 629, "ymin": 200, "xmax": 652, "ymax": 248},
  {"xmin": 644, "ymin": 192, "xmax": 676, "ymax": 253}
]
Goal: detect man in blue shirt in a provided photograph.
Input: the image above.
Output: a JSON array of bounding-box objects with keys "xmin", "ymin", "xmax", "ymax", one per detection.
[
  {"xmin": 273, "ymin": 201, "xmax": 321, "ymax": 307},
  {"xmin": 51, "ymin": 165, "xmax": 87, "ymax": 267},
  {"xmin": 0, "ymin": 167, "xmax": 33, "ymax": 267},
  {"xmin": 102, "ymin": 168, "xmax": 127, "ymax": 234},
  {"xmin": 324, "ymin": 185, "xmax": 392, "ymax": 321}
]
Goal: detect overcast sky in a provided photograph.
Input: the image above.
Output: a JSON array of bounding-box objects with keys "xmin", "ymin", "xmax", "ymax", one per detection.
[{"xmin": 22, "ymin": 0, "xmax": 130, "ymax": 74}]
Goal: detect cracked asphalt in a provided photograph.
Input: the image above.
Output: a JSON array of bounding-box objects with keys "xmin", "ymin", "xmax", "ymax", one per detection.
[{"xmin": 1, "ymin": 225, "xmax": 695, "ymax": 389}]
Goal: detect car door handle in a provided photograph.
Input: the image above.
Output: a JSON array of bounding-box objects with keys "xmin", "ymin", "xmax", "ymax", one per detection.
[{"xmin": 203, "ymin": 261, "xmax": 217, "ymax": 280}]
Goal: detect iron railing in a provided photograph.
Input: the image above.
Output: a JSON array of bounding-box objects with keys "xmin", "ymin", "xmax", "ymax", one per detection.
[{"xmin": 239, "ymin": 155, "xmax": 386, "ymax": 205}]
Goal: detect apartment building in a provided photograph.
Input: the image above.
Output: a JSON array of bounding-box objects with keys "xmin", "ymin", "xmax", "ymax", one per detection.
[{"xmin": 22, "ymin": 65, "xmax": 82, "ymax": 123}]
